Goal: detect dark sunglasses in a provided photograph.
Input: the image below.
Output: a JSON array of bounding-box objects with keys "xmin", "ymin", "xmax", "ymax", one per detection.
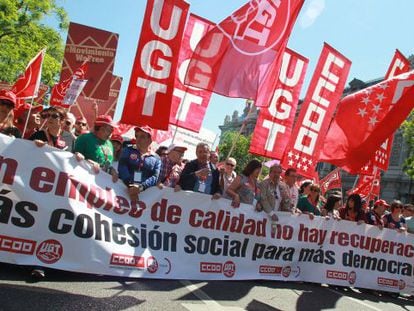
[
  {"xmin": 41, "ymin": 113, "xmax": 61, "ymax": 119},
  {"xmin": 65, "ymin": 120, "xmax": 73, "ymax": 126},
  {"xmin": 226, "ymin": 163, "xmax": 235, "ymax": 167},
  {"xmin": 76, "ymin": 122, "xmax": 87, "ymax": 126}
]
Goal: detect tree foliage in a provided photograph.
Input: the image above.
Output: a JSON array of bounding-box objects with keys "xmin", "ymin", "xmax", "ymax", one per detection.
[
  {"xmin": 0, "ymin": 0, "xmax": 68, "ymax": 87},
  {"xmin": 217, "ymin": 131, "xmax": 268, "ymax": 177}
]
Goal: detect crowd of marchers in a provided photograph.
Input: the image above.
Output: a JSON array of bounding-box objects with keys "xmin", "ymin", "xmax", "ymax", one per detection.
[{"xmin": 1, "ymin": 89, "xmax": 413, "ymax": 287}]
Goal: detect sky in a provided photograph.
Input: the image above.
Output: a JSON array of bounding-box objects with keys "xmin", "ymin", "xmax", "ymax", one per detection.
[{"xmin": 55, "ymin": 0, "xmax": 414, "ymax": 137}]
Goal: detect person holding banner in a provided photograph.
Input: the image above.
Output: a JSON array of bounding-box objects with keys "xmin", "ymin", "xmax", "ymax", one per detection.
[
  {"xmin": 0, "ymin": 90, "xmax": 21, "ymax": 138},
  {"xmin": 74, "ymin": 115, "xmax": 118, "ymax": 181},
  {"xmin": 158, "ymin": 144, "xmax": 187, "ymax": 188},
  {"xmin": 219, "ymin": 157, "xmax": 237, "ymax": 199},
  {"xmin": 29, "ymin": 106, "xmax": 66, "ymax": 149},
  {"xmin": 118, "ymin": 126, "xmax": 161, "ymax": 202},
  {"xmin": 176, "ymin": 142, "xmax": 221, "ymax": 199},
  {"xmin": 365, "ymin": 199, "xmax": 388, "ymax": 228},
  {"xmin": 382, "ymin": 200, "xmax": 407, "ymax": 232},
  {"xmin": 226, "ymin": 159, "xmax": 262, "ymax": 207},
  {"xmin": 321, "ymin": 195, "xmax": 342, "ymax": 219},
  {"xmin": 297, "ymin": 184, "xmax": 322, "ymax": 219},
  {"xmin": 284, "ymin": 168, "xmax": 300, "ymax": 210},
  {"xmin": 338, "ymin": 194, "xmax": 366, "ymax": 224},
  {"xmin": 14, "ymin": 102, "xmax": 42, "ymax": 139},
  {"xmin": 256, "ymin": 164, "xmax": 291, "ymax": 227},
  {"xmin": 61, "ymin": 112, "xmax": 77, "ymax": 152}
]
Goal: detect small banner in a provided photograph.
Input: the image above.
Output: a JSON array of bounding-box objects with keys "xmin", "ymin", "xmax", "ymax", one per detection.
[
  {"xmin": 281, "ymin": 43, "xmax": 351, "ymax": 178},
  {"xmin": 61, "ymin": 22, "xmax": 118, "ymax": 100},
  {"xmin": 63, "ymin": 79, "xmax": 88, "ymax": 106},
  {"xmin": 169, "ymin": 14, "xmax": 214, "ymax": 133},
  {"xmin": 0, "ymin": 134, "xmax": 413, "ymax": 295},
  {"xmin": 249, "ymin": 48, "xmax": 308, "ymax": 159},
  {"xmin": 121, "ymin": 0, "xmax": 190, "ymax": 130},
  {"xmin": 320, "ymin": 168, "xmax": 341, "ymax": 195}
]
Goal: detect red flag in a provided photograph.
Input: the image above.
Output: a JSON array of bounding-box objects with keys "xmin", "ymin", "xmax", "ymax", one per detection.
[
  {"xmin": 361, "ymin": 50, "xmax": 412, "ymax": 172},
  {"xmin": 249, "ymin": 48, "xmax": 308, "ymax": 159},
  {"xmin": 50, "ymin": 61, "xmax": 88, "ymax": 107},
  {"xmin": 320, "ymin": 168, "xmax": 341, "ymax": 195},
  {"xmin": 348, "ymin": 169, "xmax": 381, "ymax": 199},
  {"xmin": 320, "ymin": 70, "xmax": 414, "ymax": 173},
  {"xmin": 185, "ymin": 0, "xmax": 304, "ymax": 101},
  {"xmin": 169, "ymin": 14, "xmax": 214, "ymax": 132},
  {"xmin": 280, "ymin": 43, "xmax": 351, "ymax": 178},
  {"xmin": 12, "ymin": 49, "xmax": 46, "ymax": 99},
  {"xmin": 121, "ymin": 0, "xmax": 189, "ymax": 130}
]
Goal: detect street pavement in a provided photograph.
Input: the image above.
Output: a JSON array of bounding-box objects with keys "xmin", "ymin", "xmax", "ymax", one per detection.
[{"xmin": 0, "ymin": 263, "xmax": 413, "ymax": 311}]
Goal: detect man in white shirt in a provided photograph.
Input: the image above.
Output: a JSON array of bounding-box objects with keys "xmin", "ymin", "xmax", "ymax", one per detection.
[{"xmin": 284, "ymin": 168, "xmax": 299, "ymax": 210}]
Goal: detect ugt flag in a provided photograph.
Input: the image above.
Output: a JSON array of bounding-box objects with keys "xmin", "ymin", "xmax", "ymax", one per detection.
[
  {"xmin": 320, "ymin": 70, "xmax": 414, "ymax": 173},
  {"xmin": 185, "ymin": 0, "xmax": 304, "ymax": 101},
  {"xmin": 12, "ymin": 49, "xmax": 46, "ymax": 99}
]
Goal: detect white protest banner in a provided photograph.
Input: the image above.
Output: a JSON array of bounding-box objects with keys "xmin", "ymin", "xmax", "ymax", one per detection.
[{"xmin": 0, "ymin": 134, "xmax": 413, "ymax": 294}]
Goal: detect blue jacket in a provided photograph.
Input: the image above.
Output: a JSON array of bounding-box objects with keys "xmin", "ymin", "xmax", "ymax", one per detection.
[{"xmin": 118, "ymin": 146, "xmax": 161, "ymax": 189}]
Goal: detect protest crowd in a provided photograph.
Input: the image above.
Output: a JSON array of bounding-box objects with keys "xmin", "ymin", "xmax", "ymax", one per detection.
[
  {"xmin": 1, "ymin": 0, "xmax": 414, "ymax": 304},
  {"xmin": 1, "ymin": 85, "xmax": 413, "ymax": 294}
]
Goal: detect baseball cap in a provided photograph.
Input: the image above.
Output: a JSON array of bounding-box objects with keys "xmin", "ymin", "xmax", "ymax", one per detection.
[
  {"xmin": 0, "ymin": 89, "xmax": 17, "ymax": 108},
  {"xmin": 134, "ymin": 125, "xmax": 153, "ymax": 138},
  {"xmin": 167, "ymin": 144, "xmax": 187, "ymax": 153},
  {"xmin": 110, "ymin": 134, "xmax": 124, "ymax": 144},
  {"xmin": 374, "ymin": 199, "xmax": 390, "ymax": 207},
  {"xmin": 95, "ymin": 115, "xmax": 118, "ymax": 128}
]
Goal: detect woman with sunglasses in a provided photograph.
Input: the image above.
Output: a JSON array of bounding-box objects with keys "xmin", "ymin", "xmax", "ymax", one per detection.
[
  {"xmin": 297, "ymin": 184, "xmax": 322, "ymax": 219},
  {"xmin": 0, "ymin": 90, "xmax": 21, "ymax": 138},
  {"xmin": 220, "ymin": 157, "xmax": 237, "ymax": 199},
  {"xmin": 28, "ymin": 107, "xmax": 66, "ymax": 150},
  {"xmin": 382, "ymin": 200, "xmax": 407, "ymax": 232}
]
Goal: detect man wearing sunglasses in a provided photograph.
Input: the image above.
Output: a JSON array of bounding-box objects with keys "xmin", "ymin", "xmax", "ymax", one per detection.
[
  {"xmin": 158, "ymin": 144, "xmax": 187, "ymax": 188},
  {"xmin": 74, "ymin": 116, "xmax": 89, "ymax": 137},
  {"xmin": 61, "ymin": 112, "xmax": 77, "ymax": 152},
  {"xmin": 74, "ymin": 115, "xmax": 118, "ymax": 181},
  {"xmin": 29, "ymin": 106, "xmax": 67, "ymax": 149}
]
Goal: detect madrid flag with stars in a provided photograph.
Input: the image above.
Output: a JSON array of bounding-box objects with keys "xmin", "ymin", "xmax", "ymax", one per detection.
[{"xmin": 320, "ymin": 70, "xmax": 414, "ymax": 173}]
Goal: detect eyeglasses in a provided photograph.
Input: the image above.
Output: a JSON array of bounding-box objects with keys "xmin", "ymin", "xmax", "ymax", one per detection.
[
  {"xmin": 65, "ymin": 120, "xmax": 73, "ymax": 126},
  {"xmin": 41, "ymin": 113, "xmax": 61, "ymax": 119},
  {"xmin": 76, "ymin": 122, "xmax": 87, "ymax": 126},
  {"xmin": 226, "ymin": 163, "xmax": 235, "ymax": 167}
]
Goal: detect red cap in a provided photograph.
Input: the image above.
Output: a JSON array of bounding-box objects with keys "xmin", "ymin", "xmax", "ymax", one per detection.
[
  {"xmin": 0, "ymin": 89, "xmax": 17, "ymax": 108},
  {"xmin": 14, "ymin": 103, "xmax": 43, "ymax": 119},
  {"xmin": 134, "ymin": 125, "xmax": 153, "ymax": 138},
  {"xmin": 374, "ymin": 199, "xmax": 390, "ymax": 207},
  {"xmin": 95, "ymin": 115, "xmax": 118, "ymax": 128},
  {"xmin": 76, "ymin": 116, "xmax": 87, "ymax": 123},
  {"xmin": 110, "ymin": 134, "xmax": 124, "ymax": 144}
]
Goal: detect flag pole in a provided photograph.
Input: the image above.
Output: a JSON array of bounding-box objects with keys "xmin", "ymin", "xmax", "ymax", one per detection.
[
  {"xmin": 226, "ymin": 99, "xmax": 255, "ymax": 160},
  {"xmin": 21, "ymin": 97, "xmax": 36, "ymax": 138}
]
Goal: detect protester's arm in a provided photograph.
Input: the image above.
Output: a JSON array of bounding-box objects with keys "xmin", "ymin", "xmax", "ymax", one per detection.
[
  {"xmin": 226, "ymin": 176, "xmax": 242, "ymax": 206},
  {"xmin": 117, "ymin": 148, "xmax": 134, "ymax": 186},
  {"xmin": 177, "ymin": 161, "xmax": 196, "ymax": 190},
  {"xmin": 141, "ymin": 157, "xmax": 161, "ymax": 190}
]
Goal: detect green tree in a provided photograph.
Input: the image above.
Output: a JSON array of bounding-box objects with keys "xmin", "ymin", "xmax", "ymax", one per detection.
[
  {"xmin": 0, "ymin": 0, "xmax": 68, "ymax": 87},
  {"xmin": 218, "ymin": 131, "xmax": 268, "ymax": 177}
]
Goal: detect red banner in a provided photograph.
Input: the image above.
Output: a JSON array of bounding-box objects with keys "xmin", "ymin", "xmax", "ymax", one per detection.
[
  {"xmin": 71, "ymin": 75, "xmax": 122, "ymax": 129},
  {"xmin": 249, "ymin": 48, "xmax": 308, "ymax": 159},
  {"xmin": 185, "ymin": 0, "xmax": 304, "ymax": 101},
  {"xmin": 169, "ymin": 14, "xmax": 214, "ymax": 132},
  {"xmin": 320, "ymin": 70, "xmax": 414, "ymax": 173},
  {"xmin": 280, "ymin": 43, "xmax": 351, "ymax": 178},
  {"xmin": 348, "ymin": 169, "xmax": 381, "ymax": 199},
  {"xmin": 121, "ymin": 0, "xmax": 189, "ymax": 130},
  {"xmin": 362, "ymin": 50, "xmax": 412, "ymax": 173},
  {"xmin": 61, "ymin": 22, "xmax": 118, "ymax": 100},
  {"xmin": 12, "ymin": 49, "xmax": 45, "ymax": 99},
  {"xmin": 320, "ymin": 168, "xmax": 341, "ymax": 195}
]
